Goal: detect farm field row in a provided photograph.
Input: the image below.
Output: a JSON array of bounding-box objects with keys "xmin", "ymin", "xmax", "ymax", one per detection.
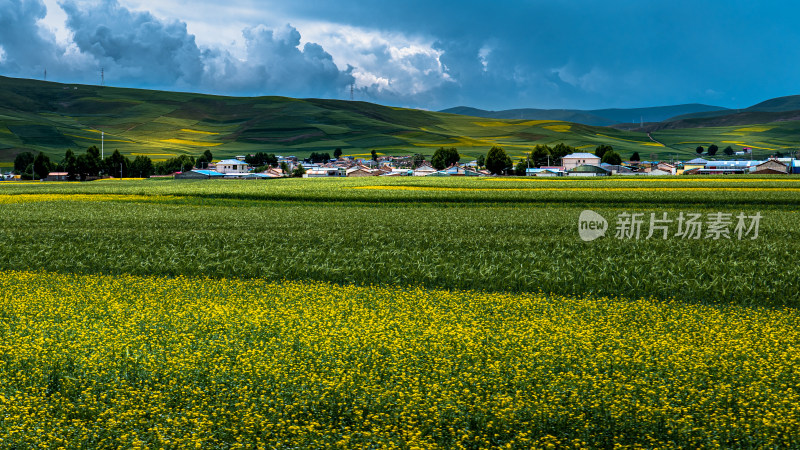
[
  {"xmin": 1, "ymin": 177, "xmax": 799, "ymax": 306},
  {"xmin": 2, "ymin": 270, "xmax": 798, "ymax": 448}
]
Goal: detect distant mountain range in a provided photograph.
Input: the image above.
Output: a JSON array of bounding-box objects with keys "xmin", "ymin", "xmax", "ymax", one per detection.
[
  {"xmin": 440, "ymin": 104, "xmax": 730, "ymax": 126},
  {"xmin": 441, "ymin": 95, "xmax": 800, "ymax": 129}
]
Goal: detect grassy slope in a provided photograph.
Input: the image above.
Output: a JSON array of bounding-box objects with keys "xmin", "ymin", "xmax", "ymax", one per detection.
[
  {"xmin": 0, "ymin": 76, "xmax": 756, "ymax": 163},
  {"xmin": 1, "ymin": 75, "xmax": 798, "ymax": 164},
  {"xmin": 651, "ymin": 121, "xmax": 800, "ymax": 160}
]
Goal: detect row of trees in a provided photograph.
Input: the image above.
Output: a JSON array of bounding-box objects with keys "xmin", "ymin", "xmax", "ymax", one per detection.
[
  {"xmin": 244, "ymin": 152, "xmax": 279, "ymax": 167},
  {"xmin": 483, "ymin": 143, "xmax": 629, "ymax": 176},
  {"xmin": 13, "ymin": 148, "xmax": 215, "ymax": 180},
  {"xmin": 695, "ymin": 144, "xmax": 742, "ymax": 157}
]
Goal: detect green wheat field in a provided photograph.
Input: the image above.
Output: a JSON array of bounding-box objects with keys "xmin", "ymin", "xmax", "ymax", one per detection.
[{"xmin": 1, "ymin": 177, "xmax": 799, "ymax": 448}]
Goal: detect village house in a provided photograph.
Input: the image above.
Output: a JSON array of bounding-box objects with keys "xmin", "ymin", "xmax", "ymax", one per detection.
[
  {"xmin": 656, "ymin": 162, "xmax": 677, "ymax": 175},
  {"xmin": 700, "ymin": 160, "xmax": 760, "ymax": 175},
  {"xmin": 216, "ymin": 159, "xmax": 249, "ymax": 174},
  {"xmin": 174, "ymin": 169, "xmax": 225, "ymax": 180},
  {"xmin": 681, "ymin": 158, "xmax": 708, "ymax": 173},
  {"xmin": 567, "ymin": 164, "xmax": 610, "ymax": 177},
  {"xmin": 304, "ymin": 167, "xmax": 346, "ymax": 178},
  {"xmin": 46, "ymin": 172, "xmax": 69, "ymax": 181},
  {"xmin": 562, "ymin": 153, "xmax": 601, "ymax": 171},
  {"xmin": 752, "ymin": 159, "xmax": 789, "ymax": 175},
  {"xmin": 444, "ymin": 164, "xmax": 482, "ymax": 176},
  {"xmin": 346, "ymin": 165, "xmax": 376, "ymax": 177},
  {"xmin": 599, "ymin": 163, "xmax": 635, "ymax": 175},
  {"xmin": 413, "ymin": 164, "xmax": 437, "ymax": 176},
  {"xmin": 525, "ymin": 168, "xmax": 564, "ymax": 177}
]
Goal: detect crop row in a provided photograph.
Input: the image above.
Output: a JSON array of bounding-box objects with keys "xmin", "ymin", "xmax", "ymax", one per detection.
[
  {"xmin": 1, "ymin": 178, "xmax": 798, "ymax": 307},
  {"xmin": 2, "ymin": 271, "xmax": 799, "ymax": 448}
]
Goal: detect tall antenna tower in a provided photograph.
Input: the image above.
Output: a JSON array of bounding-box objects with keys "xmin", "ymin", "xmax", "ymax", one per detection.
[
  {"xmin": 101, "ymin": 68, "xmax": 105, "ymax": 86},
  {"xmin": 44, "ymin": 68, "xmax": 47, "ymax": 81},
  {"xmin": 350, "ymin": 83, "xmax": 354, "ymax": 101}
]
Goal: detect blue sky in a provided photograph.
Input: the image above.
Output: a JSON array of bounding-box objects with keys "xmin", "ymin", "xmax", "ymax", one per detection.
[{"xmin": 1, "ymin": 0, "xmax": 799, "ymax": 110}]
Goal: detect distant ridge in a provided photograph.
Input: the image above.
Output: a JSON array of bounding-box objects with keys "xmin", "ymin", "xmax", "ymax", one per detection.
[{"xmin": 441, "ymin": 104, "xmax": 729, "ymax": 126}]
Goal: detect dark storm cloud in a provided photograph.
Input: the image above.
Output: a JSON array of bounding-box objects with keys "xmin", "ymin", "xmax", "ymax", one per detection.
[
  {"xmin": 0, "ymin": 0, "xmax": 71, "ymax": 75},
  {"xmin": 217, "ymin": 24, "xmax": 353, "ymax": 97},
  {"xmin": 60, "ymin": 0, "xmax": 205, "ymax": 88},
  {"xmin": 253, "ymin": 0, "xmax": 800, "ymax": 109},
  {"xmin": 3, "ymin": 0, "xmax": 800, "ymax": 109},
  {"xmin": 0, "ymin": 0, "xmax": 353, "ymax": 98}
]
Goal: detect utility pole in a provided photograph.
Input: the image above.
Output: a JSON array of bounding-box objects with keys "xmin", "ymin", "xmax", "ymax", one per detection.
[
  {"xmin": 101, "ymin": 131, "xmax": 104, "ymax": 159},
  {"xmin": 120, "ymin": 162, "xmax": 123, "ymax": 179},
  {"xmin": 101, "ymin": 68, "xmax": 104, "ymax": 86}
]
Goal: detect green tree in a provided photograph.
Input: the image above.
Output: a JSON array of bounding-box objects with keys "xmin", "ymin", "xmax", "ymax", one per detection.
[
  {"xmin": 104, "ymin": 150, "xmax": 130, "ymax": 177},
  {"xmin": 550, "ymin": 143, "xmax": 574, "ymax": 165},
  {"xmin": 723, "ymin": 146, "xmax": 735, "ymax": 156},
  {"xmin": 245, "ymin": 152, "xmax": 278, "ymax": 167},
  {"xmin": 292, "ymin": 164, "xmax": 306, "ymax": 177},
  {"xmin": 595, "ymin": 144, "xmax": 613, "ymax": 160},
  {"xmin": 485, "ymin": 146, "xmax": 511, "ymax": 175},
  {"xmin": 630, "ymin": 151, "xmax": 641, "ymax": 162},
  {"xmin": 601, "ymin": 151, "xmax": 622, "ymax": 165},
  {"xmin": 13, "ymin": 152, "xmax": 35, "ymax": 174},
  {"xmin": 707, "ymin": 144, "xmax": 719, "ymax": 156},
  {"xmin": 696, "ymin": 146, "xmax": 704, "ymax": 155},
  {"xmin": 371, "ymin": 150, "xmax": 378, "ymax": 161},
  {"xmin": 333, "ymin": 148, "xmax": 343, "ymax": 159},
  {"xmin": 32, "ymin": 152, "xmax": 52, "ymax": 179},
  {"xmin": 412, "ymin": 153, "xmax": 426, "ymax": 168},
  {"xmin": 515, "ymin": 159, "xmax": 528, "ymax": 176},
  {"xmin": 23, "ymin": 163, "xmax": 35, "ymax": 180},
  {"xmin": 530, "ymin": 144, "xmax": 551, "ymax": 167},
  {"xmin": 86, "ymin": 146, "xmax": 102, "ymax": 172},
  {"xmin": 431, "ymin": 147, "xmax": 460, "ymax": 170},
  {"xmin": 130, "ymin": 155, "xmax": 154, "ymax": 178},
  {"xmin": 308, "ymin": 152, "xmax": 332, "ymax": 163},
  {"xmin": 154, "ymin": 155, "xmax": 195, "ymax": 175},
  {"xmin": 62, "ymin": 149, "xmax": 78, "ymax": 180},
  {"xmin": 195, "ymin": 150, "xmax": 214, "ymax": 169},
  {"xmin": 280, "ymin": 161, "xmax": 289, "ymax": 176}
]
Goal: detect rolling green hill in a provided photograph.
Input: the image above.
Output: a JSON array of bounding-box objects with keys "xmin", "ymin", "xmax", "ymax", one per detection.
[{"xmin": 0, "ymin": 75, "xmax": 798, "ymax": 164}]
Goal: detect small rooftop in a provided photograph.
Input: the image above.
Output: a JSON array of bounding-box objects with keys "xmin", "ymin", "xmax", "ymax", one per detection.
[{"xmin": 564, "ymin": 153, "xmax": 599, "ymax": 159}]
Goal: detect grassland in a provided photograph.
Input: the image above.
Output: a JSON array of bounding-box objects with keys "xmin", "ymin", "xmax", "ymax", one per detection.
[
  {"xmin": 1, "ymin": 176, "xmax": 799, "ymax": 307},
  {"xmin": 2, "ymin": 177, "xmax": 800, "ymax": 448},
  {"xmin": 2, "ymin": 76, "xmax": 798, "ymax": 164}
]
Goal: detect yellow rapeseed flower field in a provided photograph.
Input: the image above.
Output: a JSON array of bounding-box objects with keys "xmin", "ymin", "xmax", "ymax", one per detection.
[{"xmin": 1, "ymin": 270, "xmax": 799, "ymax": 448}]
